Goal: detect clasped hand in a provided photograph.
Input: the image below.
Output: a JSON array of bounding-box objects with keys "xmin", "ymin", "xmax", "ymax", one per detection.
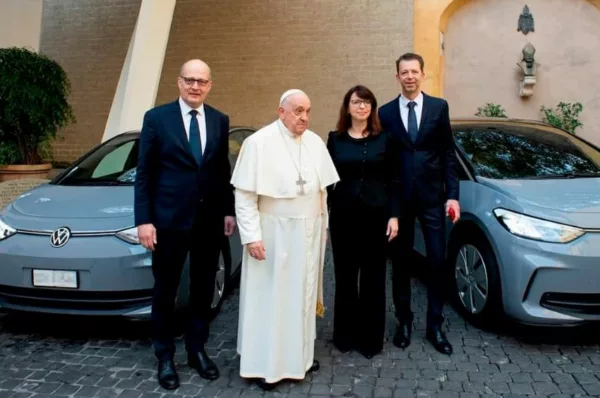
[
  {"xmin": 445, "ymin": 199, "xmax": 461, "ymax": 223},
  {"xmin": 247, "ymin": 241, "xmax": 266, "ymax": 260}
]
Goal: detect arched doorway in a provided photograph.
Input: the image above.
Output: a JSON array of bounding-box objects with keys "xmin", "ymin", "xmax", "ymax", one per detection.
[
  {"xmin": 446, "ymin": 0, "xmax": 600, "ymax": 142},
  {"xmin": 414, "ymin": 0, "xmax": 600, "ymax": 143},
  {"xmin": 414, "ymin": 0, "xmax": 600, "ymax": 92}
]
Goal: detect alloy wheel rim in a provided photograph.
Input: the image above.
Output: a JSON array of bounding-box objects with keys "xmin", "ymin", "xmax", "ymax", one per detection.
[
  {"xmin": 211, "ymin": 253, "xmax": 226, "ymax": 309},
  {"xmin": 455, "ymin": 244, "xmax": 489, "ymax": 314}
]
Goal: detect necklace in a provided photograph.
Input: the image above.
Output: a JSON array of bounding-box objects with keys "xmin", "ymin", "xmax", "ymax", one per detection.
[{"xmin": 278, "ymin": 123, "xmax": 307, "ymax": 195}]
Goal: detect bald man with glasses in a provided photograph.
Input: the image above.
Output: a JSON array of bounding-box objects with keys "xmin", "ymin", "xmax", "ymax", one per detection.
[{"xmin": 134, "ymin": 59, "xmax": 236, "ymax": 390}]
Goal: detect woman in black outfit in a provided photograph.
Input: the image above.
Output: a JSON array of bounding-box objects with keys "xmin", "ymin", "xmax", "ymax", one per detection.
[{"xmin": 327, "ymin": 85, "xmax": 400, "ymax": 359}]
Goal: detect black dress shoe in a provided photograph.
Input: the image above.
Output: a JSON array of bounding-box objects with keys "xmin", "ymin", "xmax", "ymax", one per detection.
[
  {"xmin": 426, "ymin": 326, "xmax": 453, "ymax": 355},
  {"xmin": 308, "ymin": 360, "xmax": 320, "ymax": 372},
  {"xmin": 157, "ymin": 359, "xmax": 179, "ymax": 390},
  {"xmin": 188, "ymin": 349, "xmax": 220, "ymax": 380},
  {"xmin": 393, "ymin": 320, "xmax": 412, "ymax": 349},
  {"xmin": 256, "ymin": 379, "xmax": 277, "ymax": 391}
]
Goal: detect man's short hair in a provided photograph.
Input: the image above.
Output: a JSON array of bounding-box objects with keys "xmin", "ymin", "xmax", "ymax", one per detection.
[{"xmin": 395, "ymin": 53, "xmax": 425, "ymax": 73}]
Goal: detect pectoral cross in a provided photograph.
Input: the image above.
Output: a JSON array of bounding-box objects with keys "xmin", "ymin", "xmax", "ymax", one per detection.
[{"xmin": 296, "ymin": 174, "xmax": 307, "ymax": 195}]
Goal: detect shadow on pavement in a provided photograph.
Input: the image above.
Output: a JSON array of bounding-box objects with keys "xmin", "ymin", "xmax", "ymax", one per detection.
[
  {"xmin": 409, "ymin": 251, "xmax": 600, "ymax": 349},
  {"xmin": 498, "ymin": 320, "xmax": 600, "ymax": 346},
  {"xmin": 0, "ymin": 311, "xmax": 154, "ymax": 341}
]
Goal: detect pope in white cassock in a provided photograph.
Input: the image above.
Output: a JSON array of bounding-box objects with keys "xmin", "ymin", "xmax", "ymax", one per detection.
[{"xmin": 230, "ymin": 89, "xmax": 339, "ymax": 390}]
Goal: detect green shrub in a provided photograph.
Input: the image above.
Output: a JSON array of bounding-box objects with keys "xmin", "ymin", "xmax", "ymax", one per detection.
[
  {"xmin": 540, "ymin": 102, "xmax": 583, "ymax": 135},
  {"xmin": 0, "ymin": 47, "xmax": 75, "ymax": 165},
  {"xmin": 475, "ymin": 103, "xmax": 508, "ymax": 118},
  {"xmin": 0, "ymin": 141, "xmax": 20, "ymax": 165}
]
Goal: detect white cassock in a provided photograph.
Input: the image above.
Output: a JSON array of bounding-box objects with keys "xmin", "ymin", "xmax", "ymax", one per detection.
[{"xmin": 230, "ymin": 119, "xmax": 339, "ymax": 383}]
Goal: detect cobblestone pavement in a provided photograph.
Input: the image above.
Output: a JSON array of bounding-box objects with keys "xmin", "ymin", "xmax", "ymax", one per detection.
[{"xmin": 1, "ymin": 250, "xmax": 600, "ymax": 398}]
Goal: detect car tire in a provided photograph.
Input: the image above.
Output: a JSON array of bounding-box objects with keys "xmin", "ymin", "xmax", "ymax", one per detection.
[
  {"xmin": 447, "ymin": 230, "xmax": 503, "ymax": 327},
  {"xmin": 174, "ymin": 239, "xmax": 232, "ymax": 321},
  {"xmin": 210, "ymin": 239, "xmax": 232, "ymax": 319}
]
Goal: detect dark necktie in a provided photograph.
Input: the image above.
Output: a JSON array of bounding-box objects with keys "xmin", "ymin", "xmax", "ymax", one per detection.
[
  {"xmin": 407, "ymin": 101, "xmax": 418, "ymax": 143},
  {"xmin": 189, "ymin": 110, "xmax": 202, "ymax": 165}
]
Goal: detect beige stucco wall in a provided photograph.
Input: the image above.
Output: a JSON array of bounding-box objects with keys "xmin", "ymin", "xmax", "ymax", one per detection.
[
  {"xmin": 39, "ymin": 0, "xmax": 413, "ymax": 163},
  {"xmin": 0, "ymin": 0, "xmax": 44, "ymax": 50},
  {"xmin": 443, "ymin": 0, "xmax": 600, "ymax": 144}
]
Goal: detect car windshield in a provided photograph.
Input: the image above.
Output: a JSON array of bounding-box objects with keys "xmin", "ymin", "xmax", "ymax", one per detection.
[
  {"xmin": 454, "ymin": 124, "xmax": 600, "ymax": 180},
  {"xmin": 57, "ymin": 136, "xmax": 139, "ymax": 186},
  {"xmin": 54, "ymin": 128, "xmax": 256, "ymax": 187}
]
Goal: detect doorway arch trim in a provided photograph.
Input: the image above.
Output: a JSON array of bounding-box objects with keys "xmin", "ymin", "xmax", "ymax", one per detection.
[{"xmin": 413, "ymin": 0, "xmax": 600, "ymax": 96}]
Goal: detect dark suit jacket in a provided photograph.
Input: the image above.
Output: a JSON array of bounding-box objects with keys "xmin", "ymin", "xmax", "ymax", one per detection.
[
  {"xmin": 378, "ymin": 93, "xmax": 459, "ymax": 211},
  {"xmin": 134, "ymin": 100, "xmax": 234, "ymax": 230}
]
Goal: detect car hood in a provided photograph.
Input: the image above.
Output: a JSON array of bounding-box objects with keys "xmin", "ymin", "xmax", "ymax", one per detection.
[
  {"xmin": 478, "ymin": 177, "xmax": 600, "ymax": 228},
  {"xmin": 1, "ymin": 184, "xmax": 134, "ymax": 232}
]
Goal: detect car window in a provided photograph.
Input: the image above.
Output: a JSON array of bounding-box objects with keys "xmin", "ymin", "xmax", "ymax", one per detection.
[
  {"xmin": 457, "ymin": 158, "xmax": 471, "ymax": 181},
  {"xmin": 92, "ymin": 141, "xmax": 136, "ymax": 178},
  {"xmin": 228, "ymin": 128, "xmax": 255, "ymax": 167},
  {"xmin": 56, "ymin": 128, "xmax": 256, "ymax": 186},
  {"xmin": 58, "ymin": 137, "xmax": 139, "ymax": 186},
  {"xmin": 454, "ymin": 125, "xmax": 600, "ymax": 179}
]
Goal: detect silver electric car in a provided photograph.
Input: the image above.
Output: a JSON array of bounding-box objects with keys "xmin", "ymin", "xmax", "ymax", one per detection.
[
  {"xmin": 0, "ymin": 127, "xmax": 256, "ymax": 318},
  {"xmin": 424, "ymin": 118, "xmax": 600, "ymax": 326}
]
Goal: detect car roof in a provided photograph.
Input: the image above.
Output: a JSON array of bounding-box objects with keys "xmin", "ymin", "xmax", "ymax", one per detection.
[
  {"xmin": 451, "ymin": 117, "xmax": 561, "ymax": 130},
  {"xmin": 114, "ymin": 119, "xmax": 568, "ymax": 140},
  {"xmin": 450, "ymin": 117, "xmax": 597, "ymax": 143},
  {"xmin": 111, "ymin": 119, "xmax": 579, "ymax": 149},
  {"xmin": 112, "ymin": 125, "xmax": 257, "ymax": 139}
]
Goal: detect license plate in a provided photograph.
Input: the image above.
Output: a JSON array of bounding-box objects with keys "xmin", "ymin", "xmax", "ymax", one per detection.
[{"xmin": 32, "ymin": 270, "xmax": 78, "ymax": 289}]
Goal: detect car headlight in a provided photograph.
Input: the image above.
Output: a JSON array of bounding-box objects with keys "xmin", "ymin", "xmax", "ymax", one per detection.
[
  {"xmin": 493, "ymin": 208, "xmax": 584, "ymax": 243},
  {"xmin": 0, "ymin": 218, "xmax": 16, "ymax": 241},
  {"xmin": 115, "ymin": 227, "xmax": 140, "ymax": 244}
]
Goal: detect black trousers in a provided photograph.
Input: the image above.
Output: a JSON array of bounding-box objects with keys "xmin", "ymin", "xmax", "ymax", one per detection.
[
  {"xmin": 391, "ymin": 200, "xmax": 446, "ymax": 328},
  {"xmin": 329, "ymin": 203, "xmax": 388, "ymax": 355},
  {"xmin": 151, "ymin": 206, "xmax": 222, "ymax": 360}
]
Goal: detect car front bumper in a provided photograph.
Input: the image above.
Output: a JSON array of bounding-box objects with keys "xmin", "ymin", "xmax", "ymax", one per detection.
[
  {"xmin": 0, "ymin": 232, "xmax": 154, "ymax": 318},
  {"xmin": 496, "ymin": 227, "xmax": 600, "ymax": 325}
]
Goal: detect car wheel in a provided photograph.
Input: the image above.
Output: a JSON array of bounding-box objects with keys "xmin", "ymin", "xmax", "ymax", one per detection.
[
  {"xmin": 210, "ymin": 240, "xmax": 232, "ymax": 318},
  {"xmin": 448, "ymin": 231, "xmax": 503, "ymax": 326},
  {"xmin": 174, "ymin": 241, "xmax": 232, "ymax": 320}
]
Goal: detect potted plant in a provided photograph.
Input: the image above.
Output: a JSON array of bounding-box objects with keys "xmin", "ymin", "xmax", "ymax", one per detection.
[{"xmin": 0, "ymin": 47, "xmax": 75, "ymax": 182}]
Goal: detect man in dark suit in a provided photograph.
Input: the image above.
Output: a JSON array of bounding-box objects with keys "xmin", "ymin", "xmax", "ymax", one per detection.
[
  {"xmin": 134, "ymin": 59, "xmax": 236, "ymax": 389},
  {"xmin": 378, "ymin": 53, "xmax": 460, "ymax": 355}
]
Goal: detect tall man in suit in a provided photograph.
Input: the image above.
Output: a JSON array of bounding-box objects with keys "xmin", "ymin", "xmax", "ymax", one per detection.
[
  {"xmin": 378, "ymin": 53, "xmax": 460, "ymax": 355},
  {"xmin": 134, "ymin": 59, "xmax": 236, "ymax": 389}
]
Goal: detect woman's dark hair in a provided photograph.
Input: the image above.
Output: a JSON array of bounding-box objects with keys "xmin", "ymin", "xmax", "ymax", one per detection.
[{"xmin": 335, "ymin": 85, "xmax": 382, "ymax": 137}]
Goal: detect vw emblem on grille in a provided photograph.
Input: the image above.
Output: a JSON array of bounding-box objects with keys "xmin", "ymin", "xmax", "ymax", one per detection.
[{"xmin": 50, "ymin": 227, "xmax": 71, "ymax": 248}]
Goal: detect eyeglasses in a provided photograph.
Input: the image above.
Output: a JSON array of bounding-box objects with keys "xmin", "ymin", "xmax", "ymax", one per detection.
[
  {"xmin": 350, "ymin": 99, "xmax": 372, "ymax": 107},
  {"xmin": 180, "ymin": 76, "xmax": 211, "ymax": 87}
]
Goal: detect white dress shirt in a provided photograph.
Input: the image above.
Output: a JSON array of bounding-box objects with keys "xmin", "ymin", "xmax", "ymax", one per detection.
[
  {"xmin": 398, "ymin": 92, "xmax": 424, "ymax": 132},
  {"xmin": 179, "ymin": 97, "xmax": 207, "ymax": 154}
]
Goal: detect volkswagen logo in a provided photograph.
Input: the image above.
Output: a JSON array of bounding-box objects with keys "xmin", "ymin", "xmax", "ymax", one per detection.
[{"xmin": 50, "ymin": 227, "xmax": 71, "ymax": 248}]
